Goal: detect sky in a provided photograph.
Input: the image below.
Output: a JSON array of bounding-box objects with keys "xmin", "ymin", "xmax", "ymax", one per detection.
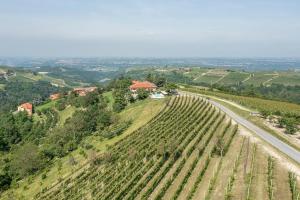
[{"xmin": 0, "ymin": 0, "xmax": 300, "ymax": 57}]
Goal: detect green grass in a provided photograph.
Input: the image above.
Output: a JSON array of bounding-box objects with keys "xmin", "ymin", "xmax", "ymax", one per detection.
[
  {"xmin": 182, "ymin": 87, "xmax": 300, "ymax": 116},
  {"xmin": 57, "ymin": 106, "xmax": 76, "ymax": 126},
  {"xmin": 195, "ymin": 74, "xmax": 222, "ymax": 84},
  {"xmin": 245, "ymin": 73, "xmax": 274, "ymax": 86},
  {"xmin": 42, "ymin": 75, "xmax": 68, "ymax": 87},
  {"xmin": 103, "ymin": 91, "xmax": 114, "ymax": 110},
  {"xmin": 35, "ymin": 100, "xmax": 76, "ymax": 126},
  {"xmin": 0, "ymin": 84, "xmax": 5, "ymax": 90},
  {"xmin": 36, "ymin": 101, "xmax": 57, "ymax": 111},
  {"xmin": 219, "ymin": 72, "xmax": 249, "ymax": 85},
  {"xmin": 1, "ymin": 98, "xmax": 166, "ymax": 199},
  {"xmin": 271, "ymin": 73, "xmax": 300, "ymax": 86},
  {"xmin": 185, "ymin": 68, "xmax": 209, "ymax": 79}
]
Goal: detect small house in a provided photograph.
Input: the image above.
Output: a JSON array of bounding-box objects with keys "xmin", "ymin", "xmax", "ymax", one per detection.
[
  {"xmin": 129, "ymin": 80, "xmax": 157, "ymax": 92},
  {"xmin": 17, "ymin": 103, "xmax": 33, "ymax": 116},
  {"xmin": 73, "ymin": 87, "xmax": 97, "ymax": 96},
  {"xmin": 50, "ymin": 93, "xmax": 61, "ymax": 100}
]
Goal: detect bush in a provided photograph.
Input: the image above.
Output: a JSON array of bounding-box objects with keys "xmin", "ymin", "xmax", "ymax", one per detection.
[
  {"xmin": 0, "ymin": 173, "xmax": 12, "ymax": 192},
  {"xmin": 137, "ymin": 89, "xmax": 149, "ymax": 100},
  {"xmin": 55, "ymin": 100, "xmax": 66, "ymax": 111}
]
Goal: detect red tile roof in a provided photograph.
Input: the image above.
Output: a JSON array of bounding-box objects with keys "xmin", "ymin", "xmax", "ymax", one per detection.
[
  {"xmin": 130, "ymin": 80, "xmax": 157, "ymax": 90},
  {"xmin": 73, "ymin": 87, "xmax": 97, "ymax": 96},
  {"xmin": 20, "ymin": 103, "xmax": 33, "ymax": 110},
  {"xmin": 50, "ymin": 93, "xmax": 60, "ymax": 100}
]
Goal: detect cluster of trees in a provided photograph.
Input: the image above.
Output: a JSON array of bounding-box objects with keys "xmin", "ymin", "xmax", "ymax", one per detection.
[
  {"xmin": 0, "ymin": 89, "xmax": 113, "ymax": 191},
  {"xmin": 44, "ymin": 92, "xmax": 112, "ymax": 158},
  {"xmin": 211, "ymin": 83, "xmax": 300, "ymax": 134},
  {"xmin": 212, "ymin": 83, "xmax": 300, "ymax": 105},
  {"xmin": 108, "ymin": 77, "xmax": 132, "ymax": 112},
  {"xmin": 278, "ymin": 117, "xmax": 298, "ymax": 135},
  {"xmin": 0, "ymin": 112, "xmax": 35, "ymax": 151},
  {"xmin": 0, "ymin": 80, "xmax": 61, "ymax": 112}
]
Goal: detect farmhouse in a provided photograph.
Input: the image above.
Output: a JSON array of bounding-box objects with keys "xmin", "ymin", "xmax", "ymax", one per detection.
[
  {"xmin": 17, "ymin": 103, "xmax": 33, "ymax": 116},
  {"xmin": 50, "ymin": 93, "xmax": 61, "ymax": 100},
  {"xmin": 129, "ymin": 80, "xmax": 157, "ymax": 92},
  {"xmin": 73, "ymin": 87, "xmax": 97, "ymax": 96}
]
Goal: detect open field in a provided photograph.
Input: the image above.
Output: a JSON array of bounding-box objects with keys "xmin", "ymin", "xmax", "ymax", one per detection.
[
  {"xmin": 185, "ymin": 68, "xmax": 299, "ymax": 86},
  {"xmin": 3, "ymin": 96, "xmax": 296, "ymax": 200},
  {"xmin": 218, "ymin": 72, "xmax": 249, "ymax": 85},
  {"xmin": 270, "ymin": 72, "xmax": 300, "ymax": 86},
  {"xmin": 127, "ymin": 67, "xmax": 300, "ymax": 86}
]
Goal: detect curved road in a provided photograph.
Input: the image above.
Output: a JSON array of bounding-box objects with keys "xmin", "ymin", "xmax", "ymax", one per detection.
[{"xmin": 180, "ymin": 91, "xmax": 300, "ymax": 164}]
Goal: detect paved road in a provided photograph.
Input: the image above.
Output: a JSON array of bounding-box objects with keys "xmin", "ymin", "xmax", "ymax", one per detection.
[{"xmin": 180, "ymin": 91, "xmax": 300, "ymax": 164}]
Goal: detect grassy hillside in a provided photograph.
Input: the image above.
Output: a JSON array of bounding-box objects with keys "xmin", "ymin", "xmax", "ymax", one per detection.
[
  {"xmin": 9, "ymin": 96, "xmax": 296, "ymax": 200},
  {"xmin": 0, "ymin": 98, "xmax": 165, "ymax": 200},
  {"xmin": 182, "ymin": 87, "xmax": 300, "ymax": 117}
]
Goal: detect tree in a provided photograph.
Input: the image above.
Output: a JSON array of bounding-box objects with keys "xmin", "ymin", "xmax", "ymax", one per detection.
[
  {"xmin": 10, "ymin": 143, "xmax": 45, "ymax": 178},
  {"xmin": 215, "ymin": 136, "xmax": 225, "ymax": 157},
  {"xmin": 55, "ymin": 100, "xmax": 66, "ymax": 111},
  {"xmin": 146, "ymin": 73, "xmax": 154, "ymax": 83},
  {"xmin": 0, "ymin": 173, "xmax": 12, "ymax": 192},
  {"xmin": 0, "ymin": 113, "xmax": 19, "ymax": 150},
  {"xmin": 165, "ymin": 82, "xmax": 177, "ymax": 92},
  {"xmin": 137, "ymin": 89, "xmax": 149, "ymax": 100}
]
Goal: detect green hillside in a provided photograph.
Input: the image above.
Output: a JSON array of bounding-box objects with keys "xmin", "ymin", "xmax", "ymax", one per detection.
[
  {"xmin": 6, "ymin": 96, "xmax": 295, "ymax": 200},
  {"xmin": 0, "ymin": 96, "xmax": 166, "ymax": 199}
]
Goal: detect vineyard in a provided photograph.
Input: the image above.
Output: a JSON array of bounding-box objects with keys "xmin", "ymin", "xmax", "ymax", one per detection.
[
  {"xmin": 26, "ymin": 96, "xmax": 299, "ymax": 200},
  {"xmin": 182, "ymin": 87, "xmax": 300, "ymax": 117}
]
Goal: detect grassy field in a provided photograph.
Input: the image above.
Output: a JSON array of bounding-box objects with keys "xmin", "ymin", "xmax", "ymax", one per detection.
[
  {"xmin": 0, "ymin": 84, "xmax": 5, "ymax": 90},
  {"xmin": 271, "ymin": 72, "xmax": 300, "ymax": 86},
  {"xmin": 5, "ymin": 96, "xmax": 295, "ymax": 200},
  {"xmin": 57, "ymin": 106, "xmax": 76, "ymax": 126},
  {"xmin": 245, "ymin": 73, "xmax": 274, "ymax": 86},
  {"xmin": 0, "ymin": 67, "xmax": 69, "ymax": 87},
  {"xmin": 180, "ymin": 68, "xmax": 300, "ymax": 86},
  {"xmin": 36, "ymin": 101, "xmax": 57, "ymax": 111},
  {"xmin": 182, "ymin": 87, "xmax": 300, "ymax": 117},
  {"xmin": 219, "ymin": 72, "xmax": 249, "ymax": 85},
  {"xmin": 195, "ymin": 74, "xmax": 222, "ymax": 84},
  {"xmin": 103, "ymin": 91, "xmax": 114, "ymax": 110},
  {"xmin": 0, "ymin": 98, "xmax": 166, "ymax": 200}
]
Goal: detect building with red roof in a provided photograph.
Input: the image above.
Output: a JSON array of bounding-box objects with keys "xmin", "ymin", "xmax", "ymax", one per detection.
[
  {"xmin": 50, "ymin": 93, "xmax": 61, "ymax": 100},
  {"xmin": 73, "ymin": 87, "xmax": 97, "ymax": 96},
  {"xmin": 17, "ymin": 103, "xmax": 33, "ymax": 116},
  {"xmin": 129, "ymin": 80, "xmax": 157, "ymax": 92}
]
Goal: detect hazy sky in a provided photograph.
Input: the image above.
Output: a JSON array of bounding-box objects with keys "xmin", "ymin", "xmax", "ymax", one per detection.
[{"xmin": 1, "ymin": 0, "xmax": 300, "ymax": 57}]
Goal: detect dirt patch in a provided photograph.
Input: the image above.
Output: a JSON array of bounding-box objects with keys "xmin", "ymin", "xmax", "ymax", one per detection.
[
  {"xmin": 238, "ymin": 125, "xmax": 300, "ymax": 176},
  {"xmin": 263, "ymin": 118, "xmax": 300, "ymax": 146}
]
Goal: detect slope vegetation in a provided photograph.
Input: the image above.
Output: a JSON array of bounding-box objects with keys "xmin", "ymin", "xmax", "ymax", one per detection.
[{"xmin": 25, "ymin": 96, "xmax": 299, "ymax": 200}]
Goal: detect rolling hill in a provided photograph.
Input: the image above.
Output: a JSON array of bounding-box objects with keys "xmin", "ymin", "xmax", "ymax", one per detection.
[{"xmin": 26, "ymin": 96, "xmax": 299, "ymax": 200}]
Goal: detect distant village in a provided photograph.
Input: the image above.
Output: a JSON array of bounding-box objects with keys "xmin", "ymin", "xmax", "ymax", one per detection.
[
  {"xmin": 17, "ymin": 80, "xmax": 175, "ymax": 116},
  {"xmin": 0, "ymin": 69, "xmax": 15, "ymax": 80}
]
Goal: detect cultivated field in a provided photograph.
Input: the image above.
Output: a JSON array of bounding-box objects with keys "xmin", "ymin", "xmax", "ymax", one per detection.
[
  {"xmin": 183, "ymin": 87, "xmax": 300, "ymax": 117},
  {"xmin": 28, "ymin": 96, "xmax": 299, "ymax": 200}
]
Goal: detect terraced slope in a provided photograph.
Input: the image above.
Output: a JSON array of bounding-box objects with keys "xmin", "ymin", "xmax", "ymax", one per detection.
[{"xmin": 31, "ymin": 96, "xmax": 299, "ymax": 200}]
